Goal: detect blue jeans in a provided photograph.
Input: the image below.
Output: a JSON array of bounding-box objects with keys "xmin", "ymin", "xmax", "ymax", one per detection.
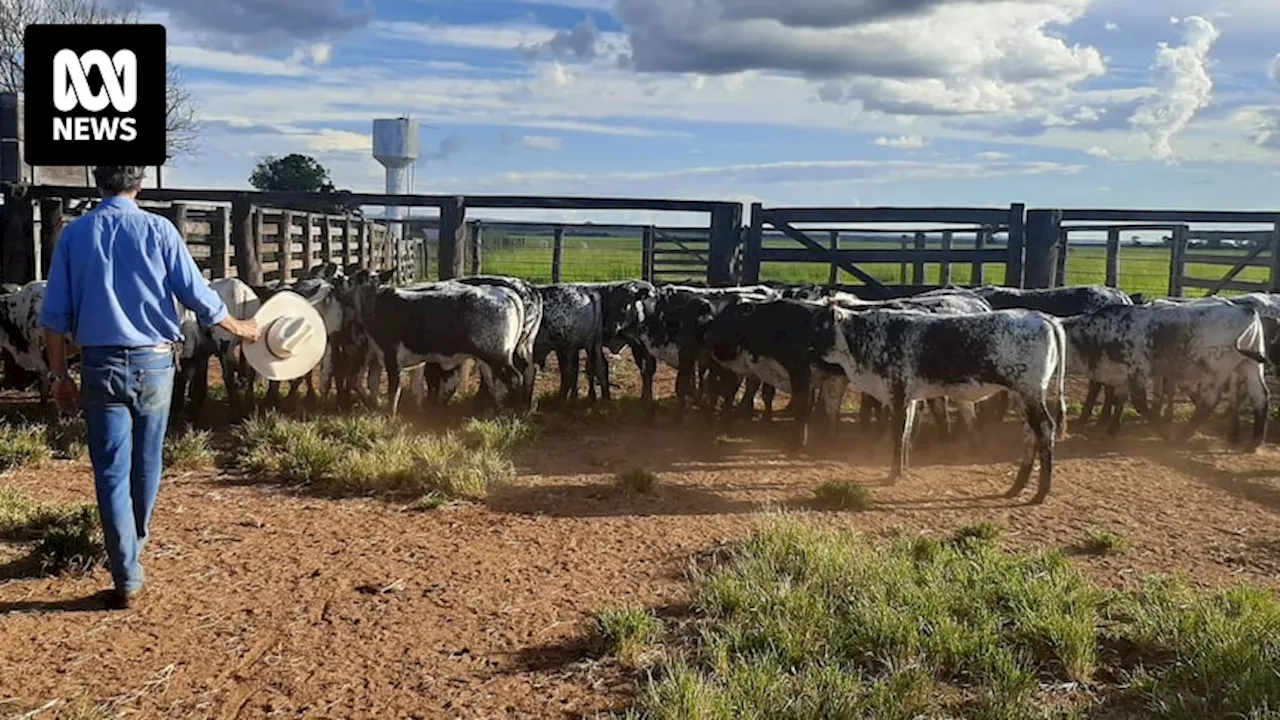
[{"xmin": 80, "ymin": 345, "xmax": 176, "ymax": 593}]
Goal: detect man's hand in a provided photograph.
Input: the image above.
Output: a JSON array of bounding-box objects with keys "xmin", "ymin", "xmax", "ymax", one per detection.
[
  {"xmin": 52, "ymin": 376, "xmax": 79, "ymax": 415},
  {"xmin": 218, "ymin": 317, "xmax": 260, "ymax": 344}
]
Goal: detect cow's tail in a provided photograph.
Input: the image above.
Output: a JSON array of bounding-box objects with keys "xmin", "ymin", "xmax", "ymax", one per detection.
[
  {"xmin": 1235, "ymin": 310, "xmax": 1270, "ymax": 366},
  {"xmin": 1050, "ymin": 318, "xmax": 1069, "ymax": 441}
]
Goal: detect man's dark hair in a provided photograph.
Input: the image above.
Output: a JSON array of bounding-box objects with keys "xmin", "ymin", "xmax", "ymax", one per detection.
[{"xmin": 92, "ymin": 166, "xmax": 147, "ymax": 195}]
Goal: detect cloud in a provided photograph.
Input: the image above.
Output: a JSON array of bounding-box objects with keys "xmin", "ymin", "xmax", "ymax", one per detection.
[
  {"xmin": 1104, "ymin": 20, "xmax": 1119, "ymax": 31},
  {"xmin": 1130, "ymin": 15, "xmax": 1222, "ymax": 160},
  {"xmin": 873, "ymin": 135, "xmax": 929, "ymax": 149},
  {"xmin": 520, "ymin": 134, "xmax": 563, "ymax": 150},
  {"xmin": 421, "ymin": 133, "xmax": 467, "ymax": 162},
  {"xmin": 169, "ymin": 46, "xmax": 312, "ymax": 76},
  {"xmin": 288, "ymin": 42, "xmax": 333, "ymax": 66},
  {"xmin": 975, "ymin": 151, "xmax": 1013, "ymax": 159},
  {"xmin": 115, "ymin": 0, "xmax": 372, "ymax": 51},
  {"xmin": 520, "ymin": 16, "xmax": 603, "ymax": 62},
  {"xmin": 1269, "ymin": 53, "xmax": 1280, "ymax": 86}
]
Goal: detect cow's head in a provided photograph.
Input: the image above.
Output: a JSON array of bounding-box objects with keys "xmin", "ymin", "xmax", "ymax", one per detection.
[
  {"xmin": 602, "ymin": 280, "xmax": 656, "ymax": 353},
  {"xmin": 809, "ymin": 304, "xmax": 842, "ymax": 364}
]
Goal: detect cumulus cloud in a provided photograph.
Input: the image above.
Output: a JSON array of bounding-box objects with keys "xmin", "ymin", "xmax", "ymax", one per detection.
[
  {"xmin": 520, "ymin": 16, "xmax": 604, "ymax": 61},
  {"xmin": 521, "ymin": 135, "xmax": 564, "ymax": 150},
  {"xmin": 1130, "ymin": 16, "xmax": 1221, "ymax": 160},
  {"xmin": 113, "ymin": 0, "xmax": 371, "ymax": 51},
  {"xmin": 873, "ymin": 135, "xmax": 929, "ymax": 149},
  {"xmin": 1104, "ymin": 21, "xmax": 1119, "ymax": 31},
  {"xmin": 288, "ymin": 42, "xmax": 333, "ymax": 66}
]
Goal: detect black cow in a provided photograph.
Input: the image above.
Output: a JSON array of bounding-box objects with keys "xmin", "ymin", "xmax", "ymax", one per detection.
[{"xmin": 532, "ymin": 283, "xmax": 608, "ymax": 403}]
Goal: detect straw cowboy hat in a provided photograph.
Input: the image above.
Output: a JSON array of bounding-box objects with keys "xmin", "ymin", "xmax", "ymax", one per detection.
[{"xmin": 241, "ymin": 290, "xmax": 327, "ymax": 382}]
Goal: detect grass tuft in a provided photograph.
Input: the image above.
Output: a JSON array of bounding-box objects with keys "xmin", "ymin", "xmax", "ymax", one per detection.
[
  {"xmin": 164, "ymin": 429, "xmax": 214, "ymax": 471},
  {"xmin": 615, "ymin": 467, "xmax": 659, "ymax": 495},
  {"xmin": 232, "ymin": 413, "xmax": 515, "ymax": 501},
  {"xmin": 952, "ymin": 521, "xmax": 1003, "ymax": 544},
  {"xmin": 812, "ymin": 481, "xmax": 872, "ymax": 510},
  {"xmin": 0, "ymin": 487, "xmax": 104, "ymax": 576},
  {"xmin": 1081, "ymin": 529, "xmax": 1129, "ymax": 556},
  {"xmin": 45, "ymin": 418, "xmax": 88, "ymax": 460},
  {"xmin": 460, "ymin": 415, "xmax": 535, "ymax": 452},
  {"xmin": 0, "ymin": 425, "xmax": 51, "ymax": 472},
  {"xmin": 609, "ymin": 519, "xmax": 1280, "ymax": 719},
  {"xmin": 593, "ymin": 606, "xmax": 664, "ymax": 667}
]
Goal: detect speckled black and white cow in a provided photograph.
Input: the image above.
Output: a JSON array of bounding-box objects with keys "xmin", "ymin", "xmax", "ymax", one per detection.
[
  {"xmin": 452, "ymin": 275, "xmax": 542, "ymax": 411},
  {"xmin": 701, "ymin": 296, "xmax": 851, "ymax": 447},
  {"xmin": 630, "ymin": 284, "xmax": 778, "ymax": 418},
  {"xmin": 816, "ymin": 307, "xmax": 1067, "ymax": 503},
  {"xmin": 339, "ymin": 278, "xmax": 532, "ymax": 416},
  {"xmin": 0, "ymin": 280, "xmax": 57, "ymax": 403},
  {"xmin": 970, "ymin": 283, "xmax": 1133, "ymax": 425},
  {"xmin": 1060, "ymin": 300, "xmax": 1271, "ymax": 447},
  {"xmin": 170, "ymin": 276, "xmax": 262, "ymax": 424}
]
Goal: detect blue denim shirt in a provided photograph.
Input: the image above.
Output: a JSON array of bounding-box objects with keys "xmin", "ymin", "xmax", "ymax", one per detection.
[{"xmin": 39, "ymin": 195, "xmax": 229, "ymax": 347}]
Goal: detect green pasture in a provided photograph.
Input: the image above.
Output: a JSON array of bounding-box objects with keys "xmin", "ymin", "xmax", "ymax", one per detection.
[{"xmin": 443, "ymin": 232, "xmax": 1268, "ymax": 298}]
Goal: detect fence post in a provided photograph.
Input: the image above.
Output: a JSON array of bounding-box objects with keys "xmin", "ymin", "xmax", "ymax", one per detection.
[
  {"xmin": 210, "ymin": 205, "xmax": 231, "ymax": 279},
  {"xmin": 280, "ymin": 210, "xmax": 295, "ymax": 282},
  {"xmin": 551, "ymin": 225, "xmax": 565, "ymax": 283},
  {"xmin": 321, "ymin": 215, "xmax": 334, "ymax": 266},
  {"xmin": 828, "ymin": 230, "xmax": 840, "ymax": 285},
  {"xmin": 253, "ymin": 208, "xmax": 266, "ymax": 282},
  {"xmin": 1004, "ymin": 203, "xmax": 1026, "ymax": 287},
  {"xmin": 231, "ymin": 196, "xmax": 261, "ymax": 284},
  {"xmin": 302, "ymin": 213, "xmax": 315, "ymax": 275},
  {"xmin": 707, "ymin": 202, "xmax": 742, "ymax": 287},
  {"xmin": 38, "ymin": 197, "xmax": 63, "ymax": 280},
  {"xmin": 437, "ymin": 196, "xmax": 466, "ymax": 280},
  {"xmin": 911, "ymin": 232, "xmax": 926, "ymax": 285},
  {"xmin": 642, "ymin": 225, "xmax": 655, "ymax": 283},
  {"xmin": 1022, "ymin": 208, "xmax": 1060, "ymax": 289},
  {"xmin": 742, "ymin": 203, "xmax": 763, "ymax": 284},
  {"xmin": 1105, "ymin": 228, "xmax": 1120, "ymax": 288},
  {"xmin": 342, "ymin": 215, "xmax": 354, "ymax": 272},
  {"xmin": 1168, "ymin": 225, "xmax": 1188, "ymax": 297},
  {"xmin": 358, "ymin": 217, "xmax": 369, "ymax": 269},
  {"xmin": 468, "ymin": 220, "xmax": 483, "ymax": 275},
  {"xmin": 1053, "ymin": 228, "xmax": 1069, "ymax": 287},
  {"xmin": 972, "ymin": 227, "xmax": 986, "ymax": 286},
  {"xmin": 939, "ymin": 231, "xmax": 953, "ymax": 286},
  {"xmin": 899, "ymin": 235, "xmax": 909, "ymax": 283},
  {"xmin": 1269, "ymin": 222, "xmax": 1280, "ymax": 293}
]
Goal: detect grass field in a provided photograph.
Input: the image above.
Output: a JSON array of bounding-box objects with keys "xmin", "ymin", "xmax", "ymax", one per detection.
[{"xmin": 453, "ymin": 232, "xmax": 1268, "ymax": 298}]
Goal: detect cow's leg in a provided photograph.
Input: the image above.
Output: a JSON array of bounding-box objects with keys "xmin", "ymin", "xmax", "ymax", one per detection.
[
  {"xmin": 385, "ymin": 354, "xmax": 403, "ymax": 417},
  {"xmin": 928, "ymin": 397, "xmax": 951, "ymax": 442},
  {"xmin": 265, "ymin": 380, "xmax": 281, "ymax": 409},
  {"xmin": 1099, "ymin": 384, "xmax": 1120, "ymax": 424},
  {"xmin": 589, "ymin": 342, "xmax": 609, "ymax": 402},
  {"xmin": 788, "ymin": 365, "xmax": 812, "ymax": 450},
  {"xmin": 761, "ymin": 384, "xmax": 776, "ymax": 422},
  {"xmin": 819, "ymin": 375, "xmax": 848, "ymax": 438},
  {"xmin": 1241, "ymin": 365, "xmax": 1270, "ymax": 451},
  {"xmin": 566, "ymin": 348, "xmax": 583, "ymax": 401},
  {"xmin": 1016, "ymin": 395, "xmax": 1056, "ymax": 503},
  {"xmin": 554, "ymin": 348, "xmax": 574, "ymax": 402},
  {"xmin": 888, "ymin": 389, "xmax": 915, "ymax": 483},
  {"xmin": 859, "ymin": 394, "xmax": 878, "ymax": 432},
  {"xmin": 638, "ymin": 352, "xmax": 658, "ymax": 421},
  {"xmin": 738, "ymin": 377, "xmax": 761, "ymax": 420},
  {"xmin": 1079, "ymin": 381, "xmax": 1102, "ymax": 426},
  {"xmin": 1172, "ymin": 382, "xmax": 1221, "ymax": 444},
  {"xmin": 596, "ymin": 346, "xmax": 612, "ymax": 402},
  {"xmin": 407, "ymin": 365, "xmax": 427, "ymax": 413}
]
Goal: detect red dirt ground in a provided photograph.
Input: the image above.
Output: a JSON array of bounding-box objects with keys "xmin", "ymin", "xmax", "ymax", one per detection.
[{"xmin": 2, "ymin": 358, "xmax": 1280, "ymax": 719}]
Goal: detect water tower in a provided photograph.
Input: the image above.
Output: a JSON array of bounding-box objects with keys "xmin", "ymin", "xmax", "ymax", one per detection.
[{"xmin": 372, "ymin": 117, "xmax": 420, "ymax": 279}]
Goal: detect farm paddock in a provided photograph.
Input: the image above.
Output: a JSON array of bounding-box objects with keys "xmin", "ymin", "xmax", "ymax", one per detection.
[{"xmin": 1, "ymin": 354, "xmax": 1279, "ymax": 719}]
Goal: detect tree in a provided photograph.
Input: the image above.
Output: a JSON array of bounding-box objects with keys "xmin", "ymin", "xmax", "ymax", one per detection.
[
  {"xmin": 248, "ymin": 153, "xmax": 336, "ymax": 192},
  {"xmin": 0, "ymin": 0, "xmax": 201, "ymax": 160}
]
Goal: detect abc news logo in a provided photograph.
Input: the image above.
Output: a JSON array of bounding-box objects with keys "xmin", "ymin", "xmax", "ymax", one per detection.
[{"xmin": 24, "ymin": 24, "xmax": 166, "ymax": 166}]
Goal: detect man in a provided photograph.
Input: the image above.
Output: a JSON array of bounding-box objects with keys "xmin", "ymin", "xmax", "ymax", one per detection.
[{"xmin": 39, "ymin": 166, "xmax": 260, "ymax": 609}]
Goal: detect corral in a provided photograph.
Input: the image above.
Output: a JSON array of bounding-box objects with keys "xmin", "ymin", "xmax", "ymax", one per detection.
[{"xmin": 2, "ymin": 187, "xmax": 1279, "ymax": 719}]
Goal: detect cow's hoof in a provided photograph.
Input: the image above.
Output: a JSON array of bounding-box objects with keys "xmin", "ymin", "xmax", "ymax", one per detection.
[
  {"xmin": 1003, "ymin": 486, "xmax": 1024, "ymax": 499},
  {"xmin": 1028, "ymin": 491, "xmax": 1049, "ymax": 505}
]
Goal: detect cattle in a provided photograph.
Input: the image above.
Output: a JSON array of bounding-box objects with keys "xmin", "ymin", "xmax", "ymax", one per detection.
[
  {"xmin": 628, "ymin": 284, "xmax": 778, "ymax": 418},
  {"xmin": 338, "ymin": 278, "xmax": 531, "ymax": 416},
  {"xmin": 170, "ymin": 277, "xmax": 261, "ymax": 425},
  {"xmin": 0, "ymin": 281, "xmax": 61, "ymax": 403},
  {"xmin": 584, "ymin": 279, "xmax": 656, "ymax": 402},
  {"xmin": 451, "ymin": 275, "xmax": 542, "ymax": 411},
  {"xmin": 816, "ymin": 307, "xmax": 1067, "ymax": 503},
  {"xmin": 528, "ymin": 283, "xmax": 607, "ymax": 403},
  {"xmin": 701, "ymin": 296, "xmax": 850, "ymax": 447},
  {"xmin": 970, "ymin": 284, "xmax": 1133, "ymax": 426},
  {"xmin": 1059, "ymin": 301, "xmax": 1270, "ymax": 447}
]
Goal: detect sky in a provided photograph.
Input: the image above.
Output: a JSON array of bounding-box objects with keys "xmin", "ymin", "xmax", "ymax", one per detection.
[{"xmin": 131, "ymin": 0, "xmax": 1280, "ymax": 225}]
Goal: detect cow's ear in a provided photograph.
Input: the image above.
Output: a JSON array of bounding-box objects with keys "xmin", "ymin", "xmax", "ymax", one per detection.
[{"xmin": 376, "ymin": 269, "xmax": 395, "ymax": 284}]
